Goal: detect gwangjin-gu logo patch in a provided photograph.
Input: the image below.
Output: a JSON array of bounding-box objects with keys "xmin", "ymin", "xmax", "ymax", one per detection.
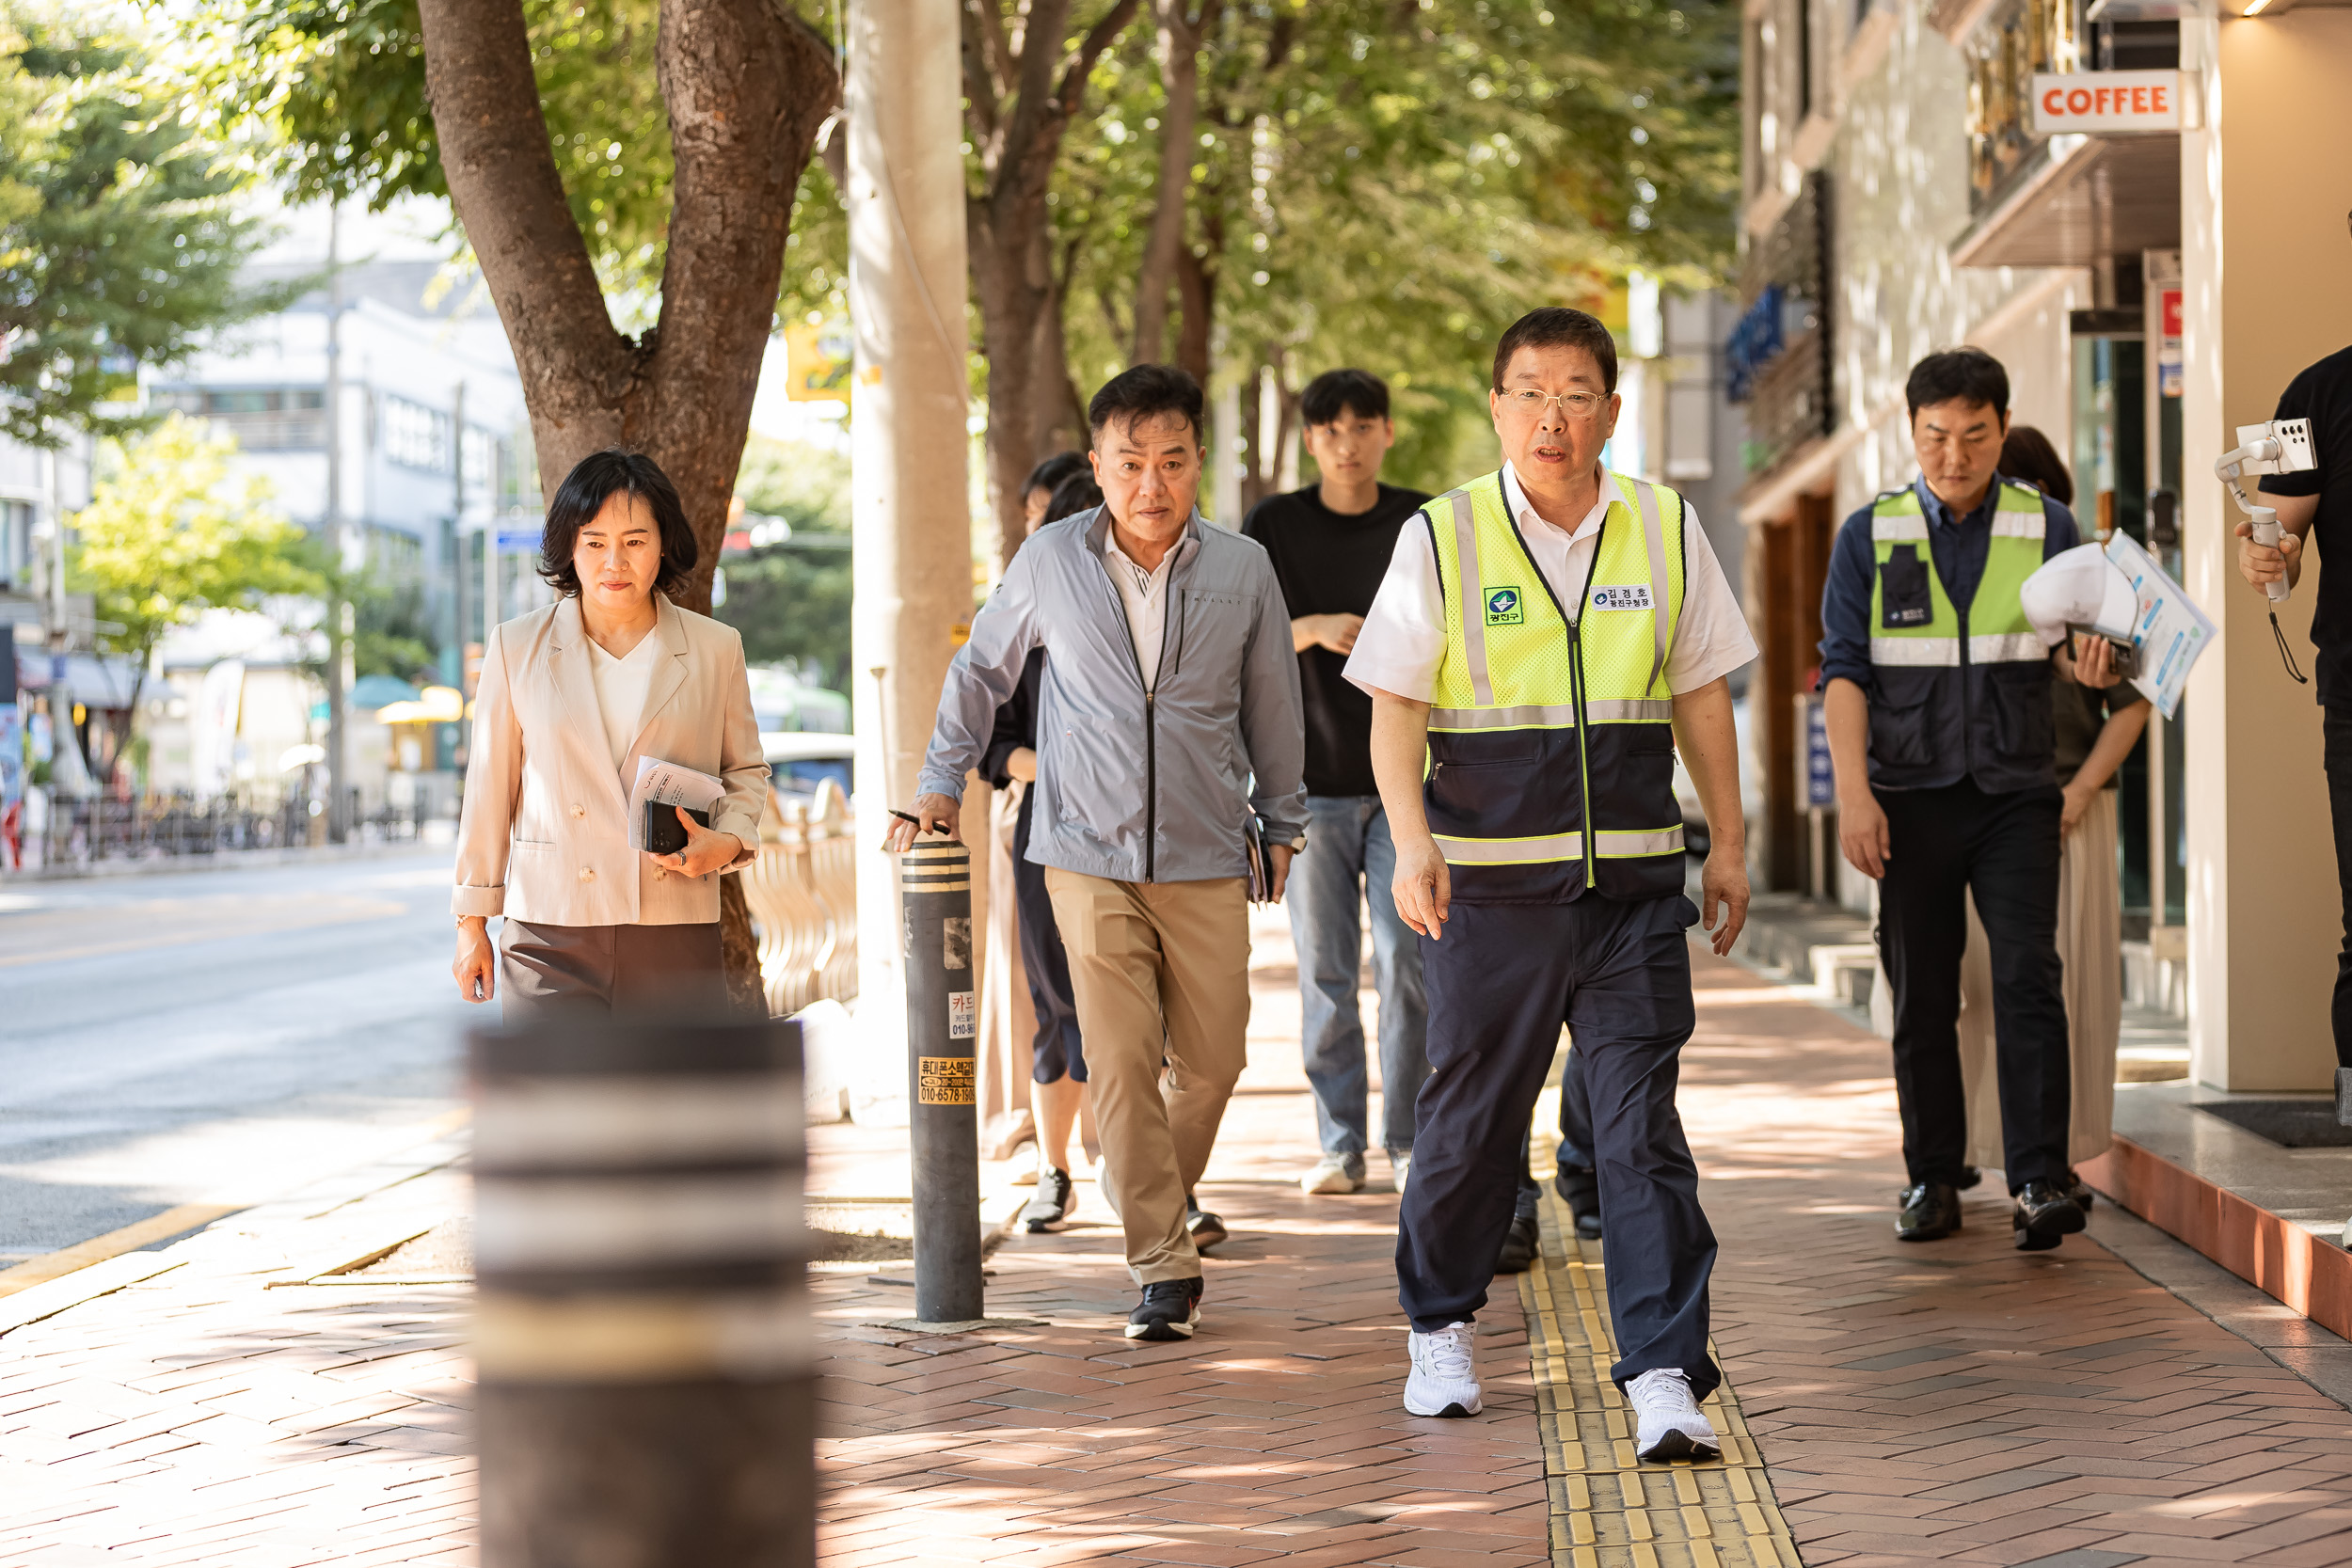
[
  {"xmin": 1589, "ymin": 585, "xmax": 1654, "ymax": 611},
  {"xmin": 1485, "ymin": 587, "xmax": 1523, "ymax": 626}
]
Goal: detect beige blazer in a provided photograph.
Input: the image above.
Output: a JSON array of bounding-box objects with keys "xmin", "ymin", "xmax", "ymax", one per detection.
[{"xmin": 453, "ymin": 594, "xmax": 768, "ymax": 927}]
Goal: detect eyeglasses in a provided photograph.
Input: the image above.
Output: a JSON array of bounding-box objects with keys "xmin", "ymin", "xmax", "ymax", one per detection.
[{"xmin": 1500, "ymin": 388, "xmax": 1608, "ymax": 420}]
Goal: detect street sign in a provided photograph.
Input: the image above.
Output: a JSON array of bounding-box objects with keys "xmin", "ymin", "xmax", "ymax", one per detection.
[
  {"xmin": 2031, "ymin": 71, "xmax": 2185, "ymax": 135},
  {"xmin": 1800, "ymin": 696, "xmax": 1835, "ymax": 810},
  {"xmin": 495, "ymin": 530, "xmax": 539, "ymax": 551}
]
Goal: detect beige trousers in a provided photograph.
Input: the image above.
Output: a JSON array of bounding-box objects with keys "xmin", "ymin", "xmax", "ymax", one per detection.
[
  {"xmin": 1043, "ymin": 867, "xmax": 1251, "ymax": 1285},
  {"xmin": 1958, "ymin": 787, "xmax": 2121, "ymax": 1170},
  {"xmin": 975, "ymin": 780, "xmax": 1038, "ymax": 1160}
]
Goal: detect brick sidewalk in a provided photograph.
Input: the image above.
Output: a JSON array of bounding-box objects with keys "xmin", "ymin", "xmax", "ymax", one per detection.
[
  {"xmin": 816, "ymin": 923, "xmax": 2352, "ymax": 1568},
  {"xmin": 1678, "ymin": 962, "xmax": 2352, "ymax": 1568},
  {"xmin": 813, "ymin": 904, "xmax": 1556, "ymax": 1566},
  {"xmin": 8, "ymin": 915, "xmax": 2352, "ymax": 1567},
  {"xmin": 0, "ymin": 1142, "xmax": 475, "ymax": 1567}
]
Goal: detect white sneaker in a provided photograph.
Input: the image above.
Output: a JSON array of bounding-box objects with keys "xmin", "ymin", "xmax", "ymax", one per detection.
[
  {"xmin": 1404, "ymin": 1323, "xmax": 1483, "ymax": 1418},
  {"xmin": 1300, "ymin": 1155, "xmax": 1364, "ymax": 1195},
  {"xmin": 1391, "ymin": 1151, "xmax": 1411, "ymax": 1194},
  {"xmin": 1627, "ymin": 1368, "xmax": 1720, "ymax": 1463}
]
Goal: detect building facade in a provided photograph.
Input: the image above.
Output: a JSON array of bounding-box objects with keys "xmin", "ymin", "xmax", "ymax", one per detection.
[{"xmin": 1734, "ymin": 0, "xmax": 2352, "ymax": 1091}]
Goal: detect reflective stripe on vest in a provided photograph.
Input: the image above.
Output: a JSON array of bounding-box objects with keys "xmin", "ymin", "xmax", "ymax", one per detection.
[
  {"xmin": 1422, "ymin": 470, "xmax": 1689, "ymax": 890},
  {"xmin": 1868, "ymin": 483, "xmax": 2048, "ymax": 668},
  {"xmin": 1427, "ymin": 698, "xmax": 1674, "ymax": 730},
  {"xmin": 1433, "ymin": 825, "xmax": 1686, "ymax": 864}
]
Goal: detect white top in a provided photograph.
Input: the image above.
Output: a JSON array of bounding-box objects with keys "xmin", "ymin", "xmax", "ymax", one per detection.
[
  {"xmin": 1103, "ymin": 532, "xmax": 1177, "ymax": 692},
  {"xmin": 589, "ymin": 630, "xmax": 662, "ymax": 769},
  {"xmin": 1343, "ymin": 462, "xmax": 1759, "ymax": 703}
]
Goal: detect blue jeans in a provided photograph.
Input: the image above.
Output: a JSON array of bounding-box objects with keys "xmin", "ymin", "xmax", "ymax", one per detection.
[{"xmin": 1288, "ymin": 795, "xmax": 1429, "ymax": 1162}]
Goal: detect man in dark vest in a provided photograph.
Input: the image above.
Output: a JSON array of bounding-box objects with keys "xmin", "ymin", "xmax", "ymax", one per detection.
[{"xmin": 1820, "ymin": 347, "xmax": 2120, "ymax": 1251}]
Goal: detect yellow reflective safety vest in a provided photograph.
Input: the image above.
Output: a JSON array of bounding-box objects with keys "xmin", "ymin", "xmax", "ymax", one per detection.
[
  {"xmin": 1423, "ymin": 469, "xmax": 1688, "ymax": 904},
  {"xmin": 1864, "ymin": 480, "xmax": 2058, "ymax": 793}
]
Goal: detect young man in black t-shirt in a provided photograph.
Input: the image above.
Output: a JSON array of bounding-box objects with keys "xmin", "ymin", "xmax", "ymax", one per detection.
[
  {"xmin": 1242, "ymin": 369, "xmax": 1433, "ymax": 1196},
  {"xmin": 2239, "ymin": 332, "xmax": 2352, "ymax": 1076}
]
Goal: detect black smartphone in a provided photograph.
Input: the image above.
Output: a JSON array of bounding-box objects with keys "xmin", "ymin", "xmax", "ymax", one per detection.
[
  {"xmin": 644, "ymin": 801, "xmax": 712, "ymax": 857},
  {"xmin": 2069, "ymin": 627, "xmax": 2139, "ymax": 682}
]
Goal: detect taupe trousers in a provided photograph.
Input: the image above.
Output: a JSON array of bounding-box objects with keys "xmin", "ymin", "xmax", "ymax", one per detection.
[
  {"xmin": 1043, "ymin": 868, "xmax": 1251, "ymax": 1285},
  {"xmin": 499, "ymin": 918, "xmax": 726, "ymax": 1023},
  {"xmin": 1957, "ymin": 788, "xmax": 2122, "ymax": 1168}
]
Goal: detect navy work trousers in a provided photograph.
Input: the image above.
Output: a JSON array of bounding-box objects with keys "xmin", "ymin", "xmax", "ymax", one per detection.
[
  {"xmin": 1875, "ymin": 781, "xmax": 2070, "ymax": 1190},
  {"xmin": 1398, "ymin": 894, "xmax": 1720, "ymax": 1397}
]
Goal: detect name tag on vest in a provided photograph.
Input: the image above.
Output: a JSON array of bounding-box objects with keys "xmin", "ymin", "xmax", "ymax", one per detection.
[{"xmin": 1589, "ymin": 585, "xmax": 1654, "ymax": 611}]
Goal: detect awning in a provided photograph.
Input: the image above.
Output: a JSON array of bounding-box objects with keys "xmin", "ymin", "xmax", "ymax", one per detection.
[
  {"xmin": 16, "ymin": 652, "xmax": 141, "ymax": 708},
  {"xmin": 1951, "ymin": 133, "xmax": 2181, "ymax": 269}
]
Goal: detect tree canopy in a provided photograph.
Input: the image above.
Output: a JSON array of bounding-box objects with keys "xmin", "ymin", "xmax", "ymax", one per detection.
[
  {"xmin": 0, "ymin": 10, "xmax": 288, "ymax": 446},
  {"xmin": 71, "ymin": 413, "xmax": 319, "ymax": 680}
]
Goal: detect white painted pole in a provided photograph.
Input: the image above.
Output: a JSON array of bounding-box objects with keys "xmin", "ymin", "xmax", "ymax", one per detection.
[{"xmin": 847, "ymin": 0, "xmax": 972, "ymax": 1122}]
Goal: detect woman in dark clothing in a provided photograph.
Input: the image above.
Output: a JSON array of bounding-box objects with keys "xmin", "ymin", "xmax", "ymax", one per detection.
[{"xmin": 992, "ymin": 470, "xmax": 1103, "ymax": 1230}]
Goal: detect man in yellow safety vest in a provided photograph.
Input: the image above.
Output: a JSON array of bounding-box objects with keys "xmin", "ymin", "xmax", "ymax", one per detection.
[{"xmin": 1345, "ymin": 307, "xmax": 1758, "ymax": 1462}]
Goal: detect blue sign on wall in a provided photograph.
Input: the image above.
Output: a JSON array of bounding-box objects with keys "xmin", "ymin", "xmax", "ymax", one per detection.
[{"xmin": 1803, "ymin": 697, "xmax": 1836, "ymax": 810}]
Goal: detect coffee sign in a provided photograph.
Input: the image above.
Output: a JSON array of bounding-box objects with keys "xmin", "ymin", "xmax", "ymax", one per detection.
[{"xmin": 2031, "ymin": 71, "xmax": 2187, "ymax": 135}]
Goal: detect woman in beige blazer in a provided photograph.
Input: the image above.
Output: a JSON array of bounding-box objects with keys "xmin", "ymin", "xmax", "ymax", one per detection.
[{"xmin": 451, "ymin": 449, "xmax": 768, "ymax": 1018}]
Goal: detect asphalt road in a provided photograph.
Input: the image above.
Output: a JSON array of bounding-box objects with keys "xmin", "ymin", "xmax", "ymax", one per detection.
[{"xmin": 0, "ymin": 847, "xmax": 476, "ymax": 1261}]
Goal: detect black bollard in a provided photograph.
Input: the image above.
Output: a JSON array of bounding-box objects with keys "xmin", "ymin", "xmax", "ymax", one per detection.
[
  {"xmin": 898, "ymin": 838, "xmax": 984, "ymax": 1324},
  {"xmin": 469, "ymin": 1018, "xmax": 812, "ymax": 1568}
]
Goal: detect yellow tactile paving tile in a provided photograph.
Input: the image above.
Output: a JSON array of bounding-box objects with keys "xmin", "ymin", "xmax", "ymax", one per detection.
[{"xmin": 1521, "ymin": 1126, "xmax": 1804, "ymax": 1568}]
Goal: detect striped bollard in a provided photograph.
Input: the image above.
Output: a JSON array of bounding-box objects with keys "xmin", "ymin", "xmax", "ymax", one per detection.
[
  {"xmin": 469, "ymin": 1019, "xmax": 812, "ymax": 1568},
  {"xmin": 898, "ymin": 838, "xmax": 984, "ymax": 1324}
]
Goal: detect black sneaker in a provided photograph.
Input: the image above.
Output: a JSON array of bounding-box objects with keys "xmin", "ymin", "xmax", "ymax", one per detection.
[
  {"xmin": 1125, "ymin": 1275, "xmax": 1204, "ymax": 1340},
  {"xmin": 1494, "ymin": 1211, "xmax": 1540, "ymax": 1274},
  {"xmin": 1184, "ymin": 1194, "xmax": 1228, "ymax": 1251},
  {"xmin": 1020, "ymin": 1167, "xmax": 1076, "ymax": 1232}
]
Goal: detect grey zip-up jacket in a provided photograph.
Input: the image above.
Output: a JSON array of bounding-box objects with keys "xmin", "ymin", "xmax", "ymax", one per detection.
[{"xmin": 915, "ymin": 506, "xmax": 1309, "ymax": 883}]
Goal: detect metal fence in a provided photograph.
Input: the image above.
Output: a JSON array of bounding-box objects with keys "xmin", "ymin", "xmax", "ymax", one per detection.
[
  {"xmin": 25, "ymin": 791, "xmax": 438, "ymax": 869},
  {"xmin": 742, "ymin": 778, "xmax": 858, "ymax": 1018}
]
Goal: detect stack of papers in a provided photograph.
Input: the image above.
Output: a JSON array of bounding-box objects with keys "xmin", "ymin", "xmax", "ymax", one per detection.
[
  {"xmin": 629, "ymin": 757, "xmax": 727, "ymax": 850},
  {"xmin": 2106, "ymin": 533, "xmax": 2214, "ymax": 721}
]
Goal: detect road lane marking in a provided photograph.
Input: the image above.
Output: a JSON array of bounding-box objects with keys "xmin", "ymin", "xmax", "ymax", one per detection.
[
  {"xmin": 0, "ymin": 1201, "xmax": 244, "ymax": 1298},
  {"xmin": 0, "ymin": 893, "xmax": 406, "ymax": 967}
]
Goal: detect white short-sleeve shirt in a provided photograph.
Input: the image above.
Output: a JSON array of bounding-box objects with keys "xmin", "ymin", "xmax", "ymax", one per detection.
[{"xmin": 1343, "ymin": 462, "xmax": 1759, "ymax": 703}]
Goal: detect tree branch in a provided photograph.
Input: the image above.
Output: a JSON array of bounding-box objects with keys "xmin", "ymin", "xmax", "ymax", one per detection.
[
  {"xmin": 1130, "ymin": 0, "xmax": 1219, "ymax": 364},
  {"xmin": 968, "ymin": 0, "xmax": 1017, "ymax": 106},
  {"xmin": 1057, "ymin": 0, "xmax": 1144, "ymax": 116},
  {"xmin": 415, "ymin": 0, "xmax": 634, "ymax": 495}
]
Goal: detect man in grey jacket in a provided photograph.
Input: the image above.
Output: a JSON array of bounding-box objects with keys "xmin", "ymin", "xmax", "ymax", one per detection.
[{"xmin": 886, "ymin": 364, "xmax": 1309, "ymax": 1342}]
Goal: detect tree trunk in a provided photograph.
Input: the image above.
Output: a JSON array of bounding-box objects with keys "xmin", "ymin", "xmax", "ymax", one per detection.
[
  {"xmin": 1238, "ymin": 349, "xmax": 1298, "ymax": 513},
  {"xmin": 1129, "ymin": 0, "xmax": 1219, "ymax": 367},
  {"xmin": 1173, "ymin": 225, "xmax": 1215, "ymax": 390},
  {"xmin": 417, "ymin": 0, "xmax": 836, "ymax": 1012},
  {"xmin": 1026, "ymin": 235, "xmax": 1086, "ymax": 464},
  {"xmin": 971, "ymin": 232, "xmax": 1050, "ymax": 575},
  {"xmin": 962, "ymin": 0, "xmax": 1143, "ymax": 570}
]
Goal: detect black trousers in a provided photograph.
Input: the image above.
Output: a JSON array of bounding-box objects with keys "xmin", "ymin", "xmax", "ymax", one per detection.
[
  {"xmin": 1875, "ymin": 781, "xmax": 2070, "ymax": 1190},
  {"xmin": 1399, "ymin": 895, "xmax": 1719, "ymax": 1396},
  {"xmin": 1013, "ymin": 789, "xmax": 1087, "ymax": 1084},
  {"xmin": 1512, "ymin": 1049, "xmax": 1591, "ymax": 1218},
  {"xmin": 2325, "ymin": 702, "xmax": 2352, "ymax": 1069}
]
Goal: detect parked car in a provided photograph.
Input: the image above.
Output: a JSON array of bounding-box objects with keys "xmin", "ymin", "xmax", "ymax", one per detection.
[
  {"xmin": 763, "ymin": 731, "xmax": 853, "ymax": 800},
  {"xmin": 747, "ymin": 666, "xmax": 850, "ymax": 735}
]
